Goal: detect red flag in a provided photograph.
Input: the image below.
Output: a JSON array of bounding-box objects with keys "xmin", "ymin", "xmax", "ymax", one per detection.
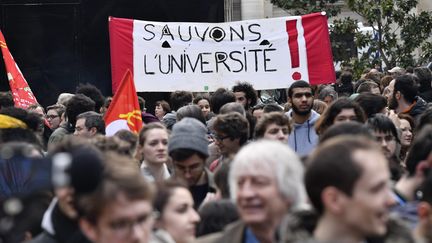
[
  {"xmin": 0, "ymin": 30, "xmax": 38, "ymax": 109},
  {"xmin": 104, "ymin": 69, "xmax": 142, "ymax": 136}
]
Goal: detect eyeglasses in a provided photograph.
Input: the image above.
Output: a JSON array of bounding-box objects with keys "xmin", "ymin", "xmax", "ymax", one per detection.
[
  {"xmin": 109, "ymin": 211, "xmax": 157, "ymax": 238},
  {"xmin": 46, "ymin": 115, "xmax": 59, "ymax": 120}
]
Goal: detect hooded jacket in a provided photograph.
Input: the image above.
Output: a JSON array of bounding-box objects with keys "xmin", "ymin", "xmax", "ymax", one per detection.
[
  {"xmin": 285, "ymin": 110, "xmax": 320, "ymax": 157},
  {"xmin": 30, "ymin": 198, "xmax": 90, "ymax": 243},
  {"xmin": 407, "ymin": 96, "xmax": 430, "ymax": 123}
]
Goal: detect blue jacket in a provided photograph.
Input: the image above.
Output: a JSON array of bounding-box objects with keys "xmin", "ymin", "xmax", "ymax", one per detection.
[{"xmin": 285, "ymin": 110, "xmax": 320, "ymax": 157}]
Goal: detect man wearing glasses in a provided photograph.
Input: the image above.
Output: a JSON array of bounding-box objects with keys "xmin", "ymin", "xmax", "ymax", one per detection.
[
  {"xmin": 168, "ymin": 117, "xmax": 216, "ymax": 208},
  {"xmin": 46, "ymin": 104, "xmax": 65, "ymax": 131},
  {"xmin": 209, "ymin": 112, "xmax": 249, "ymax": 172}
]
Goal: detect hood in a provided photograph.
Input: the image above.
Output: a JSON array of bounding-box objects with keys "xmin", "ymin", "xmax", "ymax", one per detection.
[
  {"xmin": 41, "ymin": 198, "xmax": 58, "ymax": 235},
  {"xmin": 285, "ymin": 109, "xmax": 320, "ymax": 127},
  {"xmin": 285, "ymin": 110, "xmax": 320, "ymax": 157},
  {"xmin": 410, "ymin": 96, "xmax": 429, "ymax": 118}
]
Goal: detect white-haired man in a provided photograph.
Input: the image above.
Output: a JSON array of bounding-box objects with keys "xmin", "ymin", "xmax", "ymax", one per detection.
[{"xmin": 197, "ymin": 140, "xmax": 305, "ymax": 243}]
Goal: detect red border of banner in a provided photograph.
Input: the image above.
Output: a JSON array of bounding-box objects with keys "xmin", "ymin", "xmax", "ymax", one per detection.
[
  {"xmin": 302, "ymin": 13, "xmax": 336, "ymax": 85},
  {"xmin": 109, "ymin": 17, "xmax": 134, "ymax": 93}
]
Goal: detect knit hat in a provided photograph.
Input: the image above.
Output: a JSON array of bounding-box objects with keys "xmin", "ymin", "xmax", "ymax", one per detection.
[{"xmin": 168, "ymin": 117, "xmax": 209, "ymax": 157}]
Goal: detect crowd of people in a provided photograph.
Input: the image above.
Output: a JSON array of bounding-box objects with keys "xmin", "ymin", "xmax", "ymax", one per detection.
[{"xmin": 1, "ymin": 65, "xmax": 432, "ymax": 243}]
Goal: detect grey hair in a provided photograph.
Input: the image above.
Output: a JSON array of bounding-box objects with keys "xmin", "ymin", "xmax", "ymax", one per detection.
[
  {"xmin": 318, "ymin": 86, "xmax": 338, "ymax": 101},
  {"xmin": 229, "ymin": 140, "xmax": 306, "ymax": 209}
]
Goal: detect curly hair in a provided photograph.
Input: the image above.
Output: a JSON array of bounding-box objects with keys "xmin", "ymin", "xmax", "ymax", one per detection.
[
  {"xmin": 213, "ymin": 112, "xmax": 249, "ymax": 145},
  {"xmin": 232, "ymin": 81, "xmax": 258, "ymax": 109},
  {"xmin": 76, "ymin": 83, "xmax": 105, "ymax": 112}
]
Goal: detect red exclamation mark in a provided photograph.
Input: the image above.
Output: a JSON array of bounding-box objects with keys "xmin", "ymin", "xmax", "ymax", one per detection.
[{"xmin": 286, "ymin": 20, "xmax": 302, "ymax": 81}]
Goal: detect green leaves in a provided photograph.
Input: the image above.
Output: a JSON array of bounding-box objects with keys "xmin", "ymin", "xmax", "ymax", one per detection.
[{"xmin": 272, "ymin": 0, "xmax": 432, "ymax": 78}]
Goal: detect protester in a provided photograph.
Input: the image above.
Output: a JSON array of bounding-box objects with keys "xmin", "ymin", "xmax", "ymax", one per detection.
[
  {"xmin": 73, "ymin": 111, "xmax": 105, "ymax": 138},
  {"xmin": 232, "ymin": 81, "xmax": 258, "ymax": 111},
  {"xmin": 393, "ymin": 125, "xmax": 432, "ymax": 206},
  {"xmin": 209, "ymin": 88, "xmax": 236, "ymax": 116},
  {"xmin": 219, "ymin": 102, "xmax": 246, "ymax": 117},
  {"xmin": 209, "ymin": 112, "xmax": 249, "ymax": 171},
  {"xmin": 113, "ymin": 129, "xmax": 139, "ymax": 158},
  {"xmin": 389, "ymin": 66, "xmax": 406, "ymax": 78},
  {"xmin": 356, "ymin": 80, "xmax": 381, "ymax": 95},
  {"xmin": 48, "ymin": 94, "xmax": 95, "ymax": 150},
  {"xmin": 367, "ymin": 114, "xmax": 403, "ymax": 181},
  {"xmin": 251, "ymin": 103, "xmax": 265, "ymax": 121},
  {"xmin": 319, "ymin": 121, "xmax": 374, "ymax": 144},
  {"xmin": 285, "ymin": 80, "xmax": 320, "ymax": 157},
  {"xmin": 75, "ymin": 83, "xmax": 105, "ymax": 114},
  {"xmin": 155, "ymin": 100, "xmax": 171, "ymax": 121},
  {"xmin": 334, "ymin": 71, "xmax": 354, "ymax": 97},
  {"xmin": 56, "ymin": 93, "xmax": 74, "ymax": 107},
  {"xmin": 389, "ymin": 74, "xmax": 429, "ymax": 123},
  {"xmin": 78, "ymin": 153, "xmax": 154, "ymax": 243},
  {"xmin": 317, "ymin": 86, "xmax": 337, "ymax": 105},
  {"xmin": 305, "ymin": 136, "xmax": 395, "ymax": 242},
  {"xmin": 197, "ymin": 140, "xmax": 305, "ymax": 243},
  {"xmin": 254, "ymin": 111, "xmax": 291, "ymax": 143},
  {"xmin": 152, "ymin": 179, "xmax": 200, "ymax": 243},
  {"xmin": 219, "ymin": 102, "xmax": 255, "ymax": 140},
  {"xmin": 168, "ymin": 118, "xmax": 215, "ymax": 208},
  {"xmin": 193, "ymin": 95, "xmax": 213, "ymax": 121},
  {"xmin": 99, "ymin": 97, "xmax": 112, "ymax": 115},
  {"xmin": 89, "ymin": 135, "xmax": 133, "ymax": 158},
  {"xmin": 415, "ymin": 66, "xmax": 432, "ymax": 102},
  {"xmin": 137, "ymin": 122, "xmax": 170, "ymax": 182},
  {"xmin": 354, "ymin": 93, "xmax": 387, "ymax": 118},
  {"xmin": 315, "ymin": 97, "xmax": 366, "ymax": 135},
  {"xmin": 312, "ymin": 99, "xmax": 327, "ymax": 115},
  {"xmin": 163, "ymin": 90, "xmax": 193, "ymax": 130},
  {"xmin": 27, "ymin": 104, "xmax": 46, "ymax": 118},
  {"xmin": 31, "ymin": 138, "xmax": 98, "ymax": 243},
  {"xmin": 398, "ymin": 113, "xmax": 415, "ymax": 161},
  {"xmin": 0, "ymin": 107, "xmax": 44, "ymax": 148},
  {"xmin": 197, "ymin": 199, "xmax": 239, "ymax": 237},
  {"xmin": 46, "ymin": 104, "xmax": 66, "ymax": 131},
  {"xmin": 176, "ymin": 104, "xmax": 207, "ymax": 125}
]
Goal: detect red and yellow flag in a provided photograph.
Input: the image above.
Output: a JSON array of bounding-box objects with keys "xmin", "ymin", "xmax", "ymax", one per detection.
[
  {"xmin": 104, "ymin": 69, "xmax": 142, "ymax": 136},
  {"xmin": 0, "ymin": 30, "xmax": 38, "ymax": 109}
]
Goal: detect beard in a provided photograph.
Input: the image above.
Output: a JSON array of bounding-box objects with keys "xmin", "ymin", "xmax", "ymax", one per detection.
[
  {"xmin": 388, "ymin": 93, "xmax": 398, "ymax": 110},
  {"xmin": 292, "ymin": 103, "xmax": 312, "ymax": 116}
]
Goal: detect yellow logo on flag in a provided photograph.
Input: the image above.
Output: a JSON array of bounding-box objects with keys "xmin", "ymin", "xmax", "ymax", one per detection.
[{"xmin": 119, "ymin": 110, "xmax": 142, "ymax": 127}]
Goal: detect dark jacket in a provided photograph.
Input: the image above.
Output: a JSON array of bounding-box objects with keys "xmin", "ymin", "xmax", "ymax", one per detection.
[
  {"xmin": 195, "ymin": 221, "xmax": 246, "ymax": 243},
  {"xmin": 280, "ymin": 210, "xmax": 415, "ymax": 243},
  {"xmin": 47, "ymin": 122, "xmax": 74, "ymax": 150},
  {"xmin": 29, "ymin": 199, "xmax": 90, "ymax": 243},
  {"xmin": 407, "ymin": 96, "xmax": 429, "ymax": 123}
]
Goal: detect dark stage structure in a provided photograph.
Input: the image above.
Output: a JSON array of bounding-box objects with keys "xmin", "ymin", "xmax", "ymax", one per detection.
[{"xmin": 0, "ymin": 0, "xmax": 224, "ymax": 110}]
